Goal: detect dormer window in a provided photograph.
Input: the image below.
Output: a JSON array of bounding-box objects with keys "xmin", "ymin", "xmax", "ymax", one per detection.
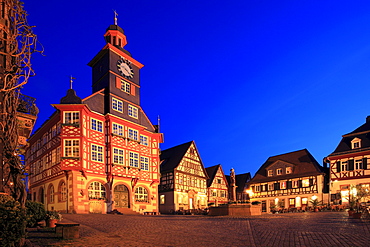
[
  {"xmin": 286, "ymin": 167, "xmax": 292, "ymax": 174},
  {"xmin": 351, "ymin": 138, "xmax": 361, "ymax": 149},
  {"xmin": 276, "ymin": 168, "xmax": 283, "ymax": 175},
  {"xmin": 267, "ymin": 170, "xmax": 273, "ymax": 177}
]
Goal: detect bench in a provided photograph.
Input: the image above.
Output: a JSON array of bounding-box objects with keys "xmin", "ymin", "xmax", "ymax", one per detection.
[{"xmin": 55, "ymin": 223, "xmax": 80, "ymax": 239}]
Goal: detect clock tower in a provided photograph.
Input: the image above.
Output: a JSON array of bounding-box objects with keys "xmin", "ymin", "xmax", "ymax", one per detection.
[
  {"xmin": 87, "ymin": 21, "xmax": 149, "ymax": 128},
  {"xmin": 26, "ymin": 17, "xmax": 163, "ymax": 214}
]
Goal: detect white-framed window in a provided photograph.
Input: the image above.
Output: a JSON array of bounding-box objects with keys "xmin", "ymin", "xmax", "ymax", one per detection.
[
  {"xmin": 128, "ymin": 128, "xmax": 138, "ymax": 141},
  {"xmin": 140, "ymin": 156, "xmax": 149, "ymax": 171},
  {"xmin": 286, "ymin": 167, "xmax": 292, "ymax": 174},
  {"xmin": 64, "ymin": 139, "xmax": 79, "ymax": 157},
  {"xmin": 276, "ymin": 168, "xmax": 283, "ymax": 175},
  {"xmin": 140, "ymin": 135, "xmax": 148, "ymax": 146},
  {"xmin": 128, "ymin": 105, "xmax": 138, "ymax": 118},
  {"xmin": 268, "ymin": 184, "xmax": 274, "ymax": 191},
  {"xmin": 341, "ymin": 161, "xmax": 348, "ymax": 171},
  {"xmin": 280, "ymin": 181, "xmax": 287, "ymax": 189},
  {"xmin": 121, "ymin": 80, "xmax": 131, "ymax": 94},
  {"xmin": 113, "ymin": 148, "xmax": 124, "ymax": 165},
  {"xmin": 91, "ymin": 119, "xmax": 103, "ymax": 132},
  {"xmin": 267, "ymin": 170, "xmax": 273, "ymax": 177},
  {"xmin": 112, "ymin": 123, "xmax": 123, "ymax": 136},
  {"xmin": 64, "ymin": 111, "xmax": 79, "ymax": 124},
  {"xmin": 302, "ymin": 179, "xmax": 310, "ymax": 187},
  {"xmin": 129, "ymin": 152, "xmax": 139, "ymax": 168},
  {"xmin": 88, "ymin": 181, "xmax": 106, "ymax": 200},
  {"xmin": 255, "ymin": 185, "xmax": 261, "ymax": 192},
  {"xmin": 112, "ymin": 98, "xmax": 123, "ymax": 112},
  {"xmin": 289, "ymin": 198, "xmax": 295, "ymax": 206},
  {"xmin": 91, "ymin": 144, "xmax": 104, "ymax": 162},
  {"xmin": 292, "ymin": 180, "xmax": 299, "ymax": 188},
  {"xmin": 355, "ymin": 160, "xmax": 363, "ymax": 170},
  {"xmin": 135, "ymin": 186, "xmax": 148, "ymax": 202},
  {"xmin": 60, "ymin": 182, "xmax": 67, "ymax": 202},
  {"xmin": 351, "ymin": 138, "xmax": 361, "ymax": 149},
  {"xmin": 49, "ymin": 185, "xmax": 54, "ymax": 203}
]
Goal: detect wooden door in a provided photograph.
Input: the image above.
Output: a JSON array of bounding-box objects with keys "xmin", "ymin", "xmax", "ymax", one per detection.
[{"xmin": 114, "ymin": 185, "xmax": 129, "ymax": 208}]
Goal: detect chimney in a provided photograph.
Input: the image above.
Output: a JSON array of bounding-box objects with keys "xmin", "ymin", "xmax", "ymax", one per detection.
[{"xmin": 367, "ymin": 116, "xmax": 370, "ymax": 123}]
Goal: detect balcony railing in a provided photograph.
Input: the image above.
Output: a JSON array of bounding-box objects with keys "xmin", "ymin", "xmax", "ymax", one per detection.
[{"xmin": 17, "ymin": 93, "xmax": 38, "ymax": 117}]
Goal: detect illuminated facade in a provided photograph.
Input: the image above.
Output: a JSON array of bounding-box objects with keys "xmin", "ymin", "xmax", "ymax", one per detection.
[
  {"xmin": 205, "ymin": 164, "xmax": 229, "ymax": 206},
  {"xmin": 247, "ymin": 149, "xmax": 329, "ymax": 213},
  {"xmin": 325, "ymin": 116, "xmax": 370, "ymax": 205},
  {"xmin": 159, "ymin": 141, "xmax": 208, "ymax": 213},
  {"xmin": 25, "ymin": 21, "xmax": 163, "ymax": 214}
]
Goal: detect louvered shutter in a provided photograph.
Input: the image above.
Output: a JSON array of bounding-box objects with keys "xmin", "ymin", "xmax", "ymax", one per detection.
[
  {"xmin": 363, "ymin": 158, "xmax": 367, "ymax": 170},
  {"xmin": 337, "ymin": 161, "xmax": 341, "ymax": 172},
  {"xmin": 287, "ymin": 181, "xmax": 292, "ymax": 189},
  {"xmin": 348, "ymin": 160, "xmax": 354, "ymax": 171}
]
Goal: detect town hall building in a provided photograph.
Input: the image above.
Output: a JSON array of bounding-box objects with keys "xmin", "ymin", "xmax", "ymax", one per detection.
[{"xmin": 25, "ymin": 19, "xmax": 163, "ymax": 214}]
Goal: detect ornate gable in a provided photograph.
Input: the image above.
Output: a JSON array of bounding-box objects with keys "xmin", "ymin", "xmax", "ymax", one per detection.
[{"xmin": 176, "ymin": 143, "xmax": 206, "ymax": 178}]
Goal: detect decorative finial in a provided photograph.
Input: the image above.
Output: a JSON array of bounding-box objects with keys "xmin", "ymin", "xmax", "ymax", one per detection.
[
  {"xmin": 113, "ymin": 10, "xmax": 118, "ymax": 25},
  {"xmin": 70, "ymin": 75, "xmax": 76, "ymax": 89},
  {"xmin": 157, "ymin": 115, "xmax": 161, "ymax": 133}
]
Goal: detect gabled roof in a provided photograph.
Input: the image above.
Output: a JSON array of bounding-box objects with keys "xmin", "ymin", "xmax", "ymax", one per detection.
[
  {"xmin": 329, "ymin": 116, "xmax": 370, "ymax": 156},
  {"xmin": 205, "ymin": 164, "xmax": 228, "ymax": 187},
  {"xmin": 160, "ymin": 141, "xmax": 193, "ymax": 172},
  {"xmin": 250, "ymin": 149, "xmax": 325, "ymax": 184},
  {"xmin": 226, "ymin": 172, "xmax": 251, "ymax": 192}
]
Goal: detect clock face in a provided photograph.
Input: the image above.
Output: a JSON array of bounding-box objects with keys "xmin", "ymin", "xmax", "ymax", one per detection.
[{"xmin": 117, "ymin": 58, "xmax": 134, "ymax": 79}]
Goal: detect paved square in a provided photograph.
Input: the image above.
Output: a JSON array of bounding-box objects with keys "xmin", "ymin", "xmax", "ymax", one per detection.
[{"xmin": 29, "ymin": 212, "xmax": 370, "ymax": 246}]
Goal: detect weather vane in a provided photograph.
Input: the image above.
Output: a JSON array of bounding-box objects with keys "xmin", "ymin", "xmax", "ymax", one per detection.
[
  {"xmin": 70, "ymin": 75, "xmax": 76, "ymax": 89},
  {"xmin": 113, "ymin": 10, "xmax": 118, "ymax": 25}
]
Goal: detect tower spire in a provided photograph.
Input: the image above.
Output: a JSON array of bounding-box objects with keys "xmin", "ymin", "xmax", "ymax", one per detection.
[
  {"xmin": 113, "ymin": 10, "xmax": 118, "ymax": 25},
  {"xmin": 70, "ymin": 75, "xmax": 76, "ymax": 89}
]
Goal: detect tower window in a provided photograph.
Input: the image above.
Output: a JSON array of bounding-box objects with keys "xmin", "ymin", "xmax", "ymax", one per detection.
[
  {"xmin": 64, "ymin": 111, "xmax": 79, "ymax": 124},
  {"xmin": 121, "ymin": 80, "xmax": 131, "ymax": 94},
  {"xmin": 64, "ymin": 139, "xmax": 79, "ymax": 157},
  {"xmin": 112, "ymin": 98, "xmax": 123, "ymax": 112},
  {"xmin": 128, "ymin": 105, "xmax": 138, "ymax": 119}
]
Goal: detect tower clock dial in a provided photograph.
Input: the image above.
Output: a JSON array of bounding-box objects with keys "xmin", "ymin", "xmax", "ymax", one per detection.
[{"xmin": 117, "ymin": 57, "xmax": 134, "ymax": 79}]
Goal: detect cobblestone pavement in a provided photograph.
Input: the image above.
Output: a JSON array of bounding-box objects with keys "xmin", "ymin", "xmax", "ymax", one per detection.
[{"xmin": 27, "ymin": 212, "xmax": 370, "ymax": 247}]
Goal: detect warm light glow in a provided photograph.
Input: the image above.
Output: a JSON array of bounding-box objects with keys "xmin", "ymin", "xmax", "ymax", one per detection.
[
  {"xmin": 245, "ymin": 189, "xmax": 254, "ymax": 197},
  {"xmin": 274, "ymin": 198, "xmax": 279, "ymax": 205},
  {"xmin": 311, "ymin": 195, "xmax": 317, "ymax": 200}
]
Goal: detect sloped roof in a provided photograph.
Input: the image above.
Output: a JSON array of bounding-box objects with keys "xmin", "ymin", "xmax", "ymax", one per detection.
[
  {"xmin": 205, "ymin": 165, "xmax": 219, "ymax": 187},
  {"xmin": 226, "ymin": 172, "xmax": 251, "ymax": 192},
  {"xmin": 160, "ymin": 141, "xmax": 193, "ymax": 172},
  {"xmin": 329, "ymin": 116, "xmax": 370, "ymax": 155},
  {"xmin": 250, "ymin": 149, "xmax": 325, "ymax": 184}
]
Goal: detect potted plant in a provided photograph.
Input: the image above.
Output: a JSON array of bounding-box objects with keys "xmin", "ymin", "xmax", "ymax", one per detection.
[
  {"xmin": 350, "ymin": 185, "xmax": 370, "ymax": 219},
  {"xmin": 309, "ymin": 198, "xmax": 322, "ymax": 212},
  {"xmin": 45, "ymin": 210, "xmax": 62, "ymax": 227},
  {"xmin": 270, "ymin": 203, "xmax": 277, "ymax": 214}
]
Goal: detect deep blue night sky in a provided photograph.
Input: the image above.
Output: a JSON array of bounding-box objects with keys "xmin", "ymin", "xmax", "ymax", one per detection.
[{"xmin": 23, "ymin": 1, "xmax": 370, "ymax": 176}]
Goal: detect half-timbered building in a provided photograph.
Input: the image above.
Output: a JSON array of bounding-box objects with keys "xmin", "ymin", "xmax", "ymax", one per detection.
[
  {"xmin": 325, "ymin": 116, "xmax": 370, "ymax": 205},
  {"xmin": 159, "ymin": 141, "xmax": 208, "ymax": 214},
  {"xmin": 247, "ymin": 149, "xmax": 329, "ymax": 213},
  {"xmin": 205, "ymin": 164, "xmax": 229, "ymax": 206},
  {"xmin": 25, "ymin": 20, "xmax": 163, "ymax": 214}
]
